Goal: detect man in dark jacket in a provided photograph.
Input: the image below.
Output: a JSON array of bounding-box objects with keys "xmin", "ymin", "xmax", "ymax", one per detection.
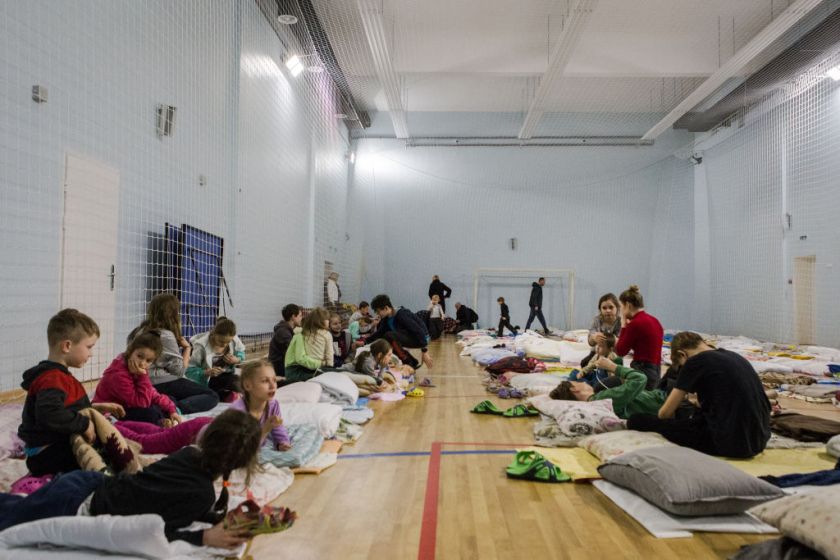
[
  {"xmin": 268, "ymin": 304, "xmax": 303, "ymax": 378},
  {"xmin": 368, "ymin": 294, "xmax": 433, "ymax": 370},
  {"xmin": 428, "ymin": 275, "xmax": 452, "ymax": 313},
  {"xmin": 525, "ymin": 277, "xmax": 550, "ymax": 335},
  {"xmin": 454, "ymin": 302, "xmax": 479, "ymax": 333}
]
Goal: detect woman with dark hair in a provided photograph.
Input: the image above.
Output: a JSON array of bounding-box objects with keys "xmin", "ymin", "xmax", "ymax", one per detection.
[{"xmin": 580, "ymin": 293, "xmax": 621, "ymax": 368}]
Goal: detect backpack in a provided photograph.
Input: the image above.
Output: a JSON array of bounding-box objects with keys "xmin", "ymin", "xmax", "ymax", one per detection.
[{"xmin": 469, "ymin": 309, "xmax": 479, "ymax": 324}]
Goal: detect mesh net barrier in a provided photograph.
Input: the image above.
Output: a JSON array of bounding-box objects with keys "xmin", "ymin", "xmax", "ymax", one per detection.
[{"xmin": 1, "ymin": 1, "xmax": 839, "ymax": 391}]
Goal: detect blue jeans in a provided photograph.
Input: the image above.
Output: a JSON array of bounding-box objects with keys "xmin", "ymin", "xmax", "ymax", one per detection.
[{"xmin": 0, "ymin": 470, "xmax": 104, "ymax": 531}]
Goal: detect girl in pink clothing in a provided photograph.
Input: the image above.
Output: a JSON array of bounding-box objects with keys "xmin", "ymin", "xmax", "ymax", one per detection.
[
  {"xmin": 231, "ymin": 360, "xmax": 291, "ymax": 450},
  {"xmin": 93, "ymin": 331, "xmax": 182, "ymax": 427}
]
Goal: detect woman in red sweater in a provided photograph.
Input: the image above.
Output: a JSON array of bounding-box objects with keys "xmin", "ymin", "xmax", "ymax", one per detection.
[{"xmin": 614, "ymin": 285, "xmax": 663, "ymax": 390}]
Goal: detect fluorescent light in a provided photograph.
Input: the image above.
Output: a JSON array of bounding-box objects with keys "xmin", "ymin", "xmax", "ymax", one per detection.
[
  {"xmin": 827, "ymin": 65, "xmax": 840, "ymax": 82},
  {"xmin": 285, "ymin": 55, "xmax": 304, "ymax": 77}
]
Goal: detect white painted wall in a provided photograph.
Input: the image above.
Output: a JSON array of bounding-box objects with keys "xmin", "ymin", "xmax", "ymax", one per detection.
[
  {"xmin": 352, "ymin": 138, "xmax": 696, "ymax": 330},
  {"xmin": 0, "ymin": 0, "xmax": 354, "ymax": 389}
]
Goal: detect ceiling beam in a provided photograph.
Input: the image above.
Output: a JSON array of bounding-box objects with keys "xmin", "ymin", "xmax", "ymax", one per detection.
[
  {"xmin": 518, "ymin": 0, "xmax": 597, "ymax": 140},
  {"xmin": 641, "ymin": 0, "xmax": 825, "ymax": 141},
  {"xmin": 357, "ymin": 0, "xmax": 410, "ymax": 139}
]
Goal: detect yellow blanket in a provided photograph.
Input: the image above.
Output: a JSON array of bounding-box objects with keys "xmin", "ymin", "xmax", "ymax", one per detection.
[
  {"xmin": 723, "ymin": 447, "xmax": 834, "ymax": 477},
  {"xmin": 520, "ymin": 446, "xmax": 603, "ymax": 480},
  {"xmin": 524, "ymin": 446, "xmax": 834, "ymax": 481}
]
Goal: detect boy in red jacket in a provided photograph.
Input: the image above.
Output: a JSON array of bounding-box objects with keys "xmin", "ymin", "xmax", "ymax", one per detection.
[{"xmin": 18, "ymin": 309, "xmax": 125, "ymax": 475}]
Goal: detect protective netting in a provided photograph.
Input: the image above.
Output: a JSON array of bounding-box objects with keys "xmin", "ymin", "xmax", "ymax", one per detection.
[
  {"xmin": 473, "ymin": 270, "xmax": 575, "ymax": 333},
  {"xmin": 1, "ymin": 1, "xmax": 839, "ymax": 393},
  {"xmin": 0, "ymin": 1, "xmax": 356, "ymax": 389}
]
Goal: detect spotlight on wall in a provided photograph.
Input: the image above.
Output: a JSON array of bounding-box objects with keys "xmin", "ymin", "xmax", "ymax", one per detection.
[
  {"xmin": 827, "ymin": 65, "xmax": 840, "ymax": 82},
  {"xmin": 277, "ymin": 14, "xmax": 298, "ymax": 25},
  {"xmin": 285, "ymin": 55, "xmax": 304, "ymax": 77},
  {"xmin": 345, "ymin": 150, "xmax": 356, "ymax": 164}
]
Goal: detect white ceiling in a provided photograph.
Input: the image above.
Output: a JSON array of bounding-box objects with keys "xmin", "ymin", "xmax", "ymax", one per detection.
[{"xmin": 311, "ymin": 0, "xmax": 797, "ymax": 134}]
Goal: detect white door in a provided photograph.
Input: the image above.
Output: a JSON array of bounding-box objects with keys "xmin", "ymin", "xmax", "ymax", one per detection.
[
  {"xmin": 793, "ymin": 255, "xmax": 816, "ymax": 345},
  {"xmin": 61, "ymin": 154, "xmax": 119, "ymax": 382}
]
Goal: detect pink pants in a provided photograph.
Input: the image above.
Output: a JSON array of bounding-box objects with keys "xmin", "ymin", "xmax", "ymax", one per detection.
[{"xmin": 114, "ymin": 417, "xmax": 212, "ymax": 454}]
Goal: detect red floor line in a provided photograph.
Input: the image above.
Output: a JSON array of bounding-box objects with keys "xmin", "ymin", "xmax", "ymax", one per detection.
[
  {"xmin": 417, "ymin": 441, "xmax": 532, "ymax": 559},
  {"xmin": 417, "ymin": 441, "xmax": 442, "ymax": 560}
]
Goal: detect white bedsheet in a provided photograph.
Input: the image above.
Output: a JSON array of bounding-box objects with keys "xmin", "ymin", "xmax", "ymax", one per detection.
[
  {"xmin": 592, "ymin": 480, "xmax": 778, "ymax": 539},
  {"xmin": 0, "ymin": 514, "xmax": 243, "ymax": 559}
]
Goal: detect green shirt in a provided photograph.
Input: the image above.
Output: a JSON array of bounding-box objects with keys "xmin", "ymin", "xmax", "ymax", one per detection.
[{"xmin": 590, "ymin": 366, "xmax": 666, "ymax": 419}]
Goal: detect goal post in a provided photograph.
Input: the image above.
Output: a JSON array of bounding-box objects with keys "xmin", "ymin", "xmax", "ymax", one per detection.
[{"xmin": 472, "ymin": 268, "xmax": 575, "ymax": 331}]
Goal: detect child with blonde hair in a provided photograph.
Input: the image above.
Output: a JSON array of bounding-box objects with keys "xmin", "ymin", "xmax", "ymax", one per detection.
[{"xmin": 231, "ymin": 360, "xmax": 290, "ymax": 451}]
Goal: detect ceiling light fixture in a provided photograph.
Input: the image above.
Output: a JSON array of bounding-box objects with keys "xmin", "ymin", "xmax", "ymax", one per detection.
[
  {"xmin": 277, "ymin": 14, "xmax": 298, "ymax": 25},
  {"xmin": 827, "ymin": 65, "xmax": 840, "ymax": 81},
  {"xmin": 306, "ymin": 65, "xmax": 324, "ymax": 74},
  {"xmin": 285, "ymin": 55, "xmax": 304, "ymax": 77}
]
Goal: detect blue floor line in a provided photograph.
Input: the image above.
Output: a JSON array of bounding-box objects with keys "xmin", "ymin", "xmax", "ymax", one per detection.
[{"xmin": 338, "ymin": 449, "xmax": 515, "ymax": 460}]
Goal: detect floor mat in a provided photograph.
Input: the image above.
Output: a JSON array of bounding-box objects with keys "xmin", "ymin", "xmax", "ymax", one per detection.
[
  {"xmin": 723, "ymin": 447, "xmax": 834, "ymax": 477},
  {"xmin": 518, "ymin": 446, "xmax": 602, "ymax": 480},
  {"xmin": 592, "ymin": 480, "xmax": 778, "ymax": 539}
]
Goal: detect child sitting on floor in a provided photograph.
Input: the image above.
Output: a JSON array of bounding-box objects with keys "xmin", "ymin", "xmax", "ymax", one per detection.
[
  {"xmin": 329, "ymin": 313, "xmax": 359, "ymax": 367},
  {"xmin": 285, "ymin": 307, "xmax": 333, "ymax": 382},
  {"xmin": 230, "ymin": 360, "xmax": 291, "ymax": 452},
  {"xmin": 93, "ymin": 331, "xmax": 182, "ymax": 427},
  {"xmin": 18, "ymin": 309, "xmax": 137, "ymax": 476},
  {"xmin": 186, "ymin": 317, "xmax": 246, "ymax": 402},
  {"xmin": 0, "ymin": 410, "xmax": 262, "ymax": 549},
  {"xmin": 568, "ymin": 333, "xmax": 623, "ymax": 391}
]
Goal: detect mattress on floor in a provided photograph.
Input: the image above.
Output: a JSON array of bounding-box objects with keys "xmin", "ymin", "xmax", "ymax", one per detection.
[{"xmin": 592, "ymin": 480, "xmax": 778, "ymax": 539}]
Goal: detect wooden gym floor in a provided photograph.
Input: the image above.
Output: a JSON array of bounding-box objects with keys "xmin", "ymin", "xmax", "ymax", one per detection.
[{"xmin": 249, "ymin": 338, "xmax": 833, "ymax": 560}]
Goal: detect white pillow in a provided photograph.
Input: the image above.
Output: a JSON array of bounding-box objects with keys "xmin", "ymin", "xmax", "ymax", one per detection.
[
  {"xmin": 579, "ymin": 430, "xmax": 674, "ymax": 462},
  {"xmin": 276, "ymin": 381, "xmax": 323, "ymax": 403},
  {"xmin": 528, "ymin": 394, "xmax": 624, "ymax": 438},
  {"xmin": 280, "ymin": 402, "xmax": 342, "ymax": 438},
  {"xmin": 0, "ymin": 514, "xmax": 171, "ymax": 558}
]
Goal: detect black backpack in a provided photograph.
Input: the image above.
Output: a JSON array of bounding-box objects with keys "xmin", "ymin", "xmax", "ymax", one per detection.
[{"xmin": 469, "ymin": 309, "xmax": 479, "ymax": 324}]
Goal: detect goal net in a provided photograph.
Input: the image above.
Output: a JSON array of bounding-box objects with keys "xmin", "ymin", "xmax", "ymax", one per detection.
[{"xmin": 473, "ymin": 268, "xmax": 575, "ymax": 333}]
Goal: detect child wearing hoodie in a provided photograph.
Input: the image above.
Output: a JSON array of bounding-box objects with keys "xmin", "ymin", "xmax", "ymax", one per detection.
[{"xmin": 186, "ymin": 317, "xmax": 246, "ymax": 402}]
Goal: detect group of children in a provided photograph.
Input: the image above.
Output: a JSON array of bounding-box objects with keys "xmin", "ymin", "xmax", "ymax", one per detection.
[
  {"xmin": 4, "ymin": 307, "xmax": 272, "ymax": 548},
  {"xmin": 269, "ymin": 294, "xmax": 434, "ymax": 393}
]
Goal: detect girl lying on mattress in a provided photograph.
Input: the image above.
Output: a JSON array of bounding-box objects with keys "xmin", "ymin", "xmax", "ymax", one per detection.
[
  {"xmin": 0, "ymin": 409, "xmax": 262, "ymax": 549},
  {"xmin": 335, "ymin": 339, "xmax": 411, "ymax": 396}
]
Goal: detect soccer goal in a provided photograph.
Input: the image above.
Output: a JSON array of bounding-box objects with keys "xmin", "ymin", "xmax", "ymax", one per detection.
[{"xmin": 472, "ymin": 268, "xmax": 575, "ymax": 332}]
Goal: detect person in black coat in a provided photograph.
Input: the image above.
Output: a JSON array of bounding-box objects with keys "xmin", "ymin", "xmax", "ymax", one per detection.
[
  {"xmin": 454, "ymin": 302, "xmax": 479, "ymax": 333},
  {"xmin": 525, "ymin": 277, "xmax": 550, "ymax": 335},
  {"xmin": 428, "ymin": 275, "xmax": 452, "ymax": 313}
]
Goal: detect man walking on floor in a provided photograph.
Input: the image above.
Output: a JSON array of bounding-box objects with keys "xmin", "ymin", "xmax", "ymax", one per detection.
[{"xmin": 525, "ymin": 277, "xmax": 550, "ymax": 335}]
